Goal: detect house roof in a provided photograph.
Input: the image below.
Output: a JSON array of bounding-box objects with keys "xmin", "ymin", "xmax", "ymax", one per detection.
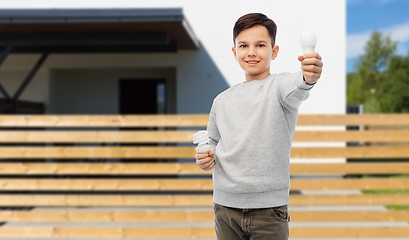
[{"xmin": 0, "ymin": 8, "xmax": 199, "ymax": 53}]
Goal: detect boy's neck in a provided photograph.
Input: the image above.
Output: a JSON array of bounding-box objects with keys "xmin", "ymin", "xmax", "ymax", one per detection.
[{"xmin": 244, "ymin": 69, "xmax": 271, "ymax": 83}]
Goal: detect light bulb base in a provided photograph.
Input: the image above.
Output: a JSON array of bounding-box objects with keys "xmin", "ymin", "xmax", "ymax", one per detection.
[
  {"xmin": 196, "ymin": 145, "xmax": 211, "ymax": 154},
  {"xmin": 302, "ymin": 46, "xmax": 315, "ymax": 54}
]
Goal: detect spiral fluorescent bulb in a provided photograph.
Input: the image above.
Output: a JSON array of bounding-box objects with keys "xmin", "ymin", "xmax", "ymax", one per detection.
[
  {"xmin": 192, "ymin": 130, "xmax": 211, "ymax": 153},
  {"xmin": 300, "ymin": 32, "xmax": 317, "ymax": 54}
]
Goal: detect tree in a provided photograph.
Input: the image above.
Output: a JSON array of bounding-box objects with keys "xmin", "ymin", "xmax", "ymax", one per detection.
[
  {"xmin": 381, "ymin": 53, "xmax": 409, "ymax": 112},
  {"xmin": 356, "ymin": 31, "xmax": 397, "ymax": 75},
  {"xmin": 346, "ymin": 72, "xmax": 365, "ymax": 105},
  {"xmin": 347, "ymin": 30, "xmax": 406, "ymax": 113}
]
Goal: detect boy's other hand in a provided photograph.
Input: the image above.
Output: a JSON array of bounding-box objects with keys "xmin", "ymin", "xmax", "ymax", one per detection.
[
  {"xmin": 298, "ymin": 52, "xmax": 323, "ymax": 84},
  {"xmin": 195, "ymin": 151, "xmax": 215, "ymax": 171}
]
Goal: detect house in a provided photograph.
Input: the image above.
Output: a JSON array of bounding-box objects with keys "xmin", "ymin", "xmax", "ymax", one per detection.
[{"xmin": 0, "ymin": 1, "xmax": 345, "ymax": 116}]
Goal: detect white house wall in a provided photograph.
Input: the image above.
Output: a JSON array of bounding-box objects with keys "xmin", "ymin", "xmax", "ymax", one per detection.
[{"xmin": 49, "ymin": 68, "xmax": 177, "ymax": 114}]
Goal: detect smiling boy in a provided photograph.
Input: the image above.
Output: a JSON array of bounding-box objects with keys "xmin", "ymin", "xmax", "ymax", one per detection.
[{"xmin": 195, "ymin": 13, "xmax": 323, "ymax": 240}]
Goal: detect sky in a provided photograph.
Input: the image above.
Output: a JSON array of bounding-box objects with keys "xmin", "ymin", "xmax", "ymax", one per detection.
[{"xmin": 347, "ymin": 0, "xmax": 409, "ymax": 72}]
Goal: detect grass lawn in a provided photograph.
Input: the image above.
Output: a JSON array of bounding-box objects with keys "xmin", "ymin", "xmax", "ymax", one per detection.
[{"xmin": 385, "ymin": 205, "xmax": 409, "ymax": 210}]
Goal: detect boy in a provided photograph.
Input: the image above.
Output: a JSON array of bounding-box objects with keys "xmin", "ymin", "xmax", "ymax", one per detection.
[{"xmin": 195, "ymin": 13, "xmax": 323, "ymax": 240}]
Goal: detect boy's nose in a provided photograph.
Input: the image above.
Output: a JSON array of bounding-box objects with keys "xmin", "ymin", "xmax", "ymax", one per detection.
[{"xmin": 247, "ymin": 47, "xmax": 256, "ymax": 57}]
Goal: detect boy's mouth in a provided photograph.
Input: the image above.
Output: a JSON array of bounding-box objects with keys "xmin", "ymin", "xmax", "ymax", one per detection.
[{"xmin": 245, "ymin": 60, "xmax": 260, "ymax": 66}]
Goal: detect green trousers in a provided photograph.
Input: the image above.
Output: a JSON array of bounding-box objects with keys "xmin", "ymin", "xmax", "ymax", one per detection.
[{"xmin": 214, "ymin": 203, "xmax": 290, "ymax": 240}]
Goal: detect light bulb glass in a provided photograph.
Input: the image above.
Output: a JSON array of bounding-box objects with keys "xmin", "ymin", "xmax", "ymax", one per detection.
[
  {"xmin": 192, "ymin": 130, "xmax": 211, "ymax": 153},
  {"xmin": 300, "ymin": 32, "xmax": 317, "ymax": 54}
]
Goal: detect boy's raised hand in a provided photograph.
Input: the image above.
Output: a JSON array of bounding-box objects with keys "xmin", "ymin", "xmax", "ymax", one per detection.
[
  {"xmin": 195, "ymin": 151, "xmax": 215, "ymax": 171},
  {"xmin": 298, "ymin": 52, "xmax": 323, "ymax": 84}
]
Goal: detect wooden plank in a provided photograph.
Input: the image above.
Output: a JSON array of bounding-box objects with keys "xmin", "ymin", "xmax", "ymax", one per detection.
[
  {"xmin": 1, "ymin": 146, "xmax": 409, "ymax": 158},
  {"xmin": 1, "ymin": 210, "xmax": 408, "ymax": 222},
  {"xmin": 0, "ymin": 194, "xmax": 408, "ymax": 206},
  {"xmin": 0, "ymin": 179, "xmax": 214, "ymax": 191},
  {"xmin": 291, "ymin": 210, "xmax": 409, "ymax": 222},
  {"xmin": 0, "ymin": 131, "xmax": 197, "ymax": 143},
  {"xmin": 0, "ymin": 146, "xmax": 195, "ymax": 159},
  {"xmin": 291, "ymin": 162, "xmax": 409, "ymax": 174},
  {"xmin": 1, "ymin": 130, "xmax": 409, "ymax": 143},
  {"xmin": 0, "ymin": 163, "xmax": 210, "ymax": 175},
  {"xmin": 293, "ymin": 130, "xmax": 409, "ymax": 142},
  {"xmin": 0, "ymin": 162, "xmax": 407, "ymax": 175},
  {"xmin": 289, "ymin": 227, "xmax": 409, "ymax": 238},
  {"xmin": 0, "ymin": 226, "xmax": 215, "ymax": 239},
  {"xmin": 290, "ymin": 146, "xmax": 409, "ymax": 158},
  {"xmin": 1, "ymin": 114, "xmax": 408, "ymax": 127},
  {"xmin": 1, "ymin": 178, "xmax": 408, "ymax": 191},
  {"xmin": 0, "ymin": 226, "xmax": 408, "ymax": 238},
  {"xmin": 0, "ymin": 115, "xmax": 209, "ymax": 127},
  {"xmin": 297, "ymin": 114, "xmax": 409, "ymax": 126},
  {"xmin": 0, "ymin": 210, "xmax": 215, "ymax": 222},
  {"xmin": 0, "ymin": 195, "xmax": 214, "ymax": 207},
  {"xmin": 290, "ymin": 194, "xmax": 409, "ymax": 206},
  {"xmin": 291, "ymin": 178, "xmax": 409, "ymax": 190}
]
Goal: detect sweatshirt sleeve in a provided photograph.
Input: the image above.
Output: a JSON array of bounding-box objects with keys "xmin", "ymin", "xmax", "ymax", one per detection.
[
  {"xmin": 277, "ymin": 71, "xmax": 315, "ymax": 111},
  {"xmin": 206, "ymin": 97, "xmax": 221, "ymax": 153}
]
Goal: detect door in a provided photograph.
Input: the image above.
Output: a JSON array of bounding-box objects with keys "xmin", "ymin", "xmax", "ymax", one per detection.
[
  {"xmin": 119, "ymin": 79, "xmax": 167, "ymax": 163},
  {"xmin": 119, "ymin": 79, "xmax": 166, "ymax": 114}
]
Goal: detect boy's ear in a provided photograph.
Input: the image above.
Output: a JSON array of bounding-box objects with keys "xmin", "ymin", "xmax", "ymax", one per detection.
[
  {"xmin": 271, "ymin": 45, "xmax": 279, "ymax": 60},
  {"xmin": 232, "ymin": 46, "xmax": 237, "ymax": 61}
]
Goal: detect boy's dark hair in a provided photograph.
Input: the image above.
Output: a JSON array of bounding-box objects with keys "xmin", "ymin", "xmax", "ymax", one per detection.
[{"xmin": 233, "ymin": 13, "xmax": 277, "ymax": 47}]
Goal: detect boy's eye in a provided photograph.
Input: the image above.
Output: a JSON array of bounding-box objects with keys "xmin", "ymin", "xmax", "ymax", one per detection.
[
  {"xmin": 239, "ymin": 45, "xmax": 247, "ymax": 48},
  {"xmin": 258, "ymin": 44, "xmax": 265, "ymax": 47}
]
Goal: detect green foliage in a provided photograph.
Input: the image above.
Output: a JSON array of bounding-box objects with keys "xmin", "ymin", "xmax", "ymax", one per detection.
[
  {"xmin": 347, "ymin": 31, "xmax": 409, "ymax": 113},
  {"xmin": 356, "ymin": 31, "xmax": 397, "ymax": 74},
  {"xmin": 382, "ymin": 54, "xmax": 409, "ymax": 112},
  {"xmin": 346, "ymin": 72, "xmax": 364, "ymax": 105}
]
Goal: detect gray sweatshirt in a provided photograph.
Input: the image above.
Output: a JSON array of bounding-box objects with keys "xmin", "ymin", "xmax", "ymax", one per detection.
[{"xmin": 207, "ymin": 71, "xmax": 314, "ymax": 209}]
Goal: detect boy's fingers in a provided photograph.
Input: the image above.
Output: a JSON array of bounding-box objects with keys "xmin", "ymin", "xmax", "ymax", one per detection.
[
  {"xmin": 196, "ymin": 157, "xmax": 214, "ymax": 165},
  {"xmin": 199, "ymin": 158, "xmax": 215, "ymax": 168},
  {"xmin": 302, "ymin": 65, "xmax": 322, "ymax": 74},
  {"xmin": 203, "ymin": 161, "xmax": 216, "ymax": 171},
  {"xmin": 204, "ymin": 162, "xmax": 215, "ymax": 171},
  {"xmin": 204, "ymin": 159, "xmax": 214, "ymax": 167},
  {"xmin": 303, "ymin": 71, "xmax": 320, "ymax": 79},
  {"xmin": 303, "ymin": 52, "xmax": 320, "ymax": 59},
  {"xmin": 195, "ymin": 153, "xmax": 208, "ymax": 159},
  {"xmin": 302, "ymin": 58, "xmax": 323, "ymax": 67},
  {"xmin": 208, "ymin": 151, "xmax": 215, "ymax": 157},
  {"xmin": 298, "ymin": 55, "xmax": 304, "ymax": 62}
]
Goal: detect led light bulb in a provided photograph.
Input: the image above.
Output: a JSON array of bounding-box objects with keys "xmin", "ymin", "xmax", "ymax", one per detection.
[
  {"xmin": 300, "ymin": 32, "xmax": 317, "ymax": 54},
  {"xmin": 192, "ymin": 130, "xmax": 211, "ymax": 153}
]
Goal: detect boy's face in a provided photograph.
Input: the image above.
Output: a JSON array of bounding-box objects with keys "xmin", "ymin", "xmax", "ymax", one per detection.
[{"xmin": 232, "ymin": 25, "xmax": 279, "ymax": 82}]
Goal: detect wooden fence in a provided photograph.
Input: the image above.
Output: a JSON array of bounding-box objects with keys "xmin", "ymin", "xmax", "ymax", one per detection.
[{"xmin": 0, "ymin": 114, "xmax": 408, "ymax": 239}]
